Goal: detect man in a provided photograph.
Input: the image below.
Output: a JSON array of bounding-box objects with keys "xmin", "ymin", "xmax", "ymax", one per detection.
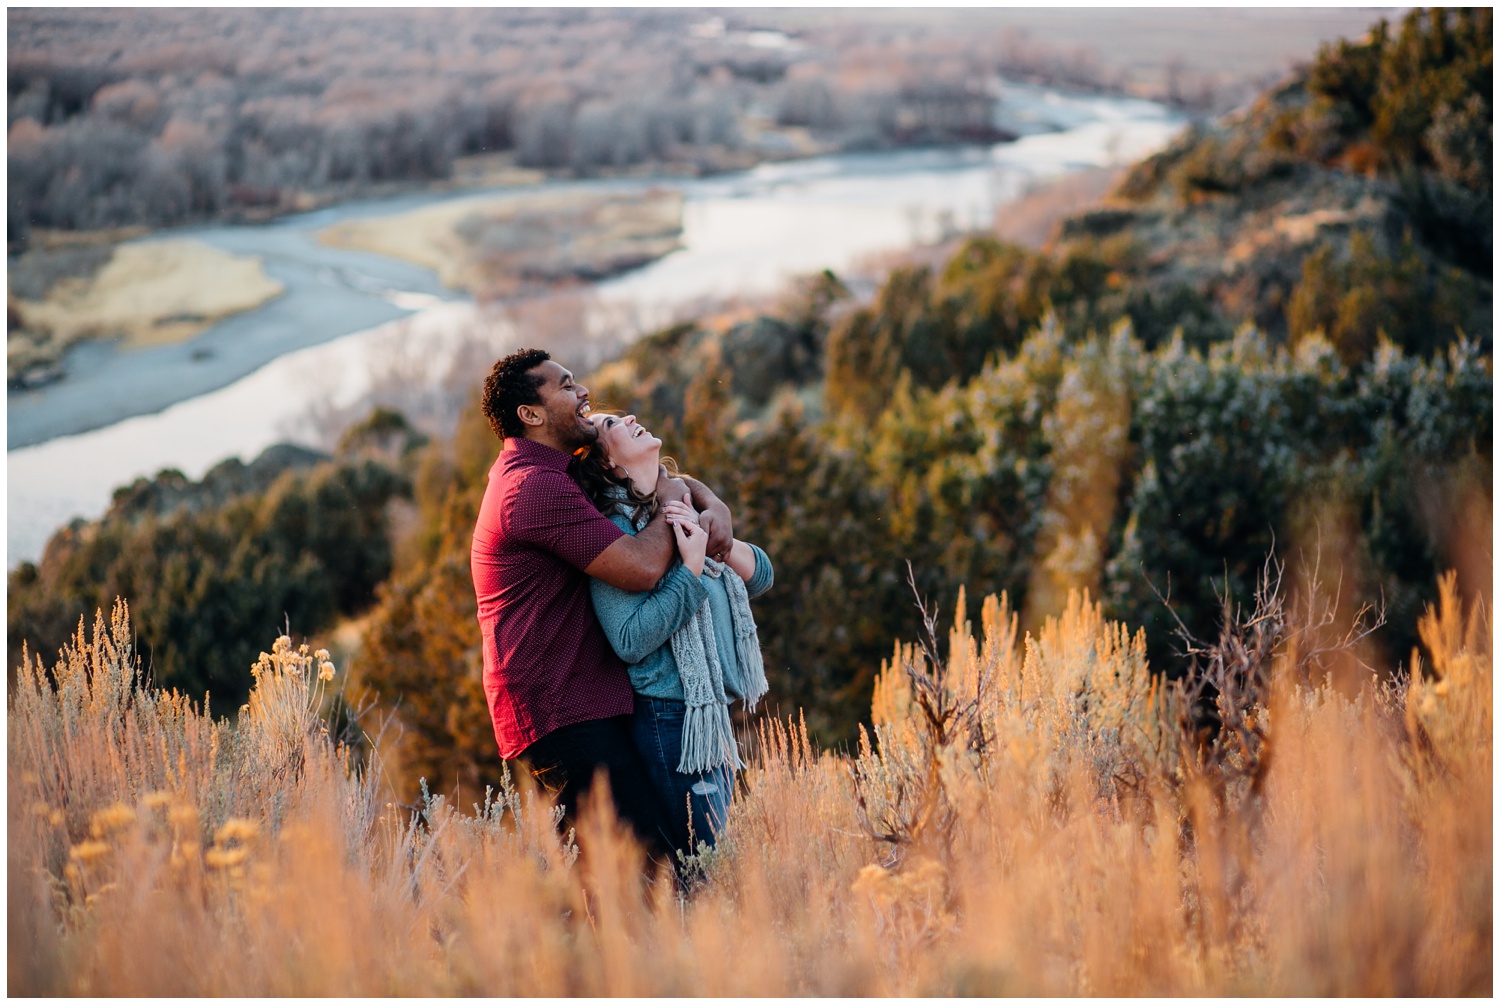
[{"xmin": 471, "ymin": 347, "xmax": 733, "ymax": 853}]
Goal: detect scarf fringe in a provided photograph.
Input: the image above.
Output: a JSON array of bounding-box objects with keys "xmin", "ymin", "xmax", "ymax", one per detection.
[
  {"xmin": 734, "ymin": 602, "xmax": 768, "ymax": 712},
  {"xmin": 668, "ymin": 555, "xmax": 765, "ymax": 773},
  {"xmin": 679, "ymin": 702, "xmax": 743, "ymax": 774}
]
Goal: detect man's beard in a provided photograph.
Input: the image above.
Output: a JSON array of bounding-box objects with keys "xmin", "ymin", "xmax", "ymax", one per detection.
[{"xmin": 554, "ymin": 411, "xmax": 598, "ymax": 452}]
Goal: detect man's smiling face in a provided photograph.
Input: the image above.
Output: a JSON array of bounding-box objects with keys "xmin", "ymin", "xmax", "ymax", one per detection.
[{"xmin": 530, "ymin": 360, "xmax": 596, "ymax": 450}]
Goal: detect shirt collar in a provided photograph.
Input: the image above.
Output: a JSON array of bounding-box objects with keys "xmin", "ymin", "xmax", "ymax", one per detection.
[{"xmin": 503, "ymin": 435, "xmax": 579, "ymax": 471}]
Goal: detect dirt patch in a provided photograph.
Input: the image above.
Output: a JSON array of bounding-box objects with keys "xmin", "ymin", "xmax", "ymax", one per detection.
[
  {"xmin": 994, "ymin": 167, "xmax": 1128, "ymax": 251},
  {"xmin": 316, "ymin": 187, "xmax": 684, "ymax": 298},
  {"xmin": 9, "ymin": 240, "xmax": 284, "ymax": 385}
]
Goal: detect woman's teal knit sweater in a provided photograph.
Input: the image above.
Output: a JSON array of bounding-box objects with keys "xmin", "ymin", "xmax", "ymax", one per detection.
[{"xmin": 590, "ymin": 511, "xmax": 773, "ymax": 702}]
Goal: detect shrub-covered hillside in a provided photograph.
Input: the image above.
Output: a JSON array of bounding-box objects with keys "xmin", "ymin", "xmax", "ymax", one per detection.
[
  {"xmin": 345, "ymin": 9, "xmax": 1491, "ymax": 794},
  {"xmin": 8, "ymin": 415, "xmax": 424, "ymax": 708},
  {"xmin": 8, "ymin": 10, "xmax": 1491, "ymax": 800},
  {"xmin": 9, "ymin": 7, "xmax": 1266, "ymax": 246},
  {"xmin": 1046, "ymin": 7, "xmax": 1491, "ymax": 360}
]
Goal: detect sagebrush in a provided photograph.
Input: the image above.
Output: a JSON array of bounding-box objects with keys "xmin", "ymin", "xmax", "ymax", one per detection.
[{"xmin": 9, "ymin": 569, "xmax": 1489, "ymax": 994}]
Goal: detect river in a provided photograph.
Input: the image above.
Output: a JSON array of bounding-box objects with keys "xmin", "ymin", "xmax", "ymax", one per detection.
[{"xmin": 8, "ymin": 82, "xmax": 1184, "ymax": 567}]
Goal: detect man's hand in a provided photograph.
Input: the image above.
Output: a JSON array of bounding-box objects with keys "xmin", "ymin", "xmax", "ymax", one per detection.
[
  {"xmin": 682, "ymin": 476, "xmax": 734, "ymax": 558},
  {"xmin": 697, "ymin": 507, "xmax": 733, "ymax": 560},
  {"xmin": 665, "ymin": 501, "xmax": 708, "ymax": 576},
  {"xmin": 656, "ymin": 465, "xmax": 690, "ymax": 506}
]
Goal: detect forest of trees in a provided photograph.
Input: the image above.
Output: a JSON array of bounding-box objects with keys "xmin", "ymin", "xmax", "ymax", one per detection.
[
  {"xmin": 9, "ymin": 8, "xmax": 1298, "ymax": 248},
  {"xmin": 7, "ymin": 418, "xmax": 425, "ymax": 708},
  {"xmin": 8, "ymin": 9, "xmax": 1491, "ymax": 799}
]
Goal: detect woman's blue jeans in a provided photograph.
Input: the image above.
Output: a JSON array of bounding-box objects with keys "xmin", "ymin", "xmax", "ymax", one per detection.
[{"xmin": 631, "ymin": 694, "xmax": 733, "ymax": 856}]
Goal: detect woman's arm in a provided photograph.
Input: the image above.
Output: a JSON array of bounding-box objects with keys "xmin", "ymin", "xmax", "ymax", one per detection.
[
  {"xmin": 722, "ymin": 539, "xmax": 774, "ymax": 598},
  {"xmin": 589, "ymin": 513, "xmax": 709, "ymax": 663},
  {"xmin": 663, "ymin": 498, "xmax": 771, "ymax": 595},
  {"xmin": 591, "ymin": 569, "xmax": 708, "ymax": 664},
  {"xmin": 724, "ymin": 540, "xmax": 756, "ymax": 582}
]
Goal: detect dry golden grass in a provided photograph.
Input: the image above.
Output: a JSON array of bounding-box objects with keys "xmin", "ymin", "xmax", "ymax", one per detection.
[
  {"xmin": 8, "ymin": 571, "xmax": 1490, "ymax": 995},
  {"xmin": 8, "ymin": 240, "xmax": 284, "ymax": 375}
]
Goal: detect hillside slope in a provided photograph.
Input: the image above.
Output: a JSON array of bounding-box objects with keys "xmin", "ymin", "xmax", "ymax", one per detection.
[
  {"xmin": 8, "ymin": 10, "xmax": 1492, "ymax": 793},
  {"xmin": 1050, "ymin": 8, "xmax": 1490, "ymax": 359}
]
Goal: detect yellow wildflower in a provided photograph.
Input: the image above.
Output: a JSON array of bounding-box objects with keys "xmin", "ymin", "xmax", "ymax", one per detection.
[
  {"xmin": 90, "ymin": 802, "xmax": 136, "ymax": 836},
  {"xmin": 205, "ymin": 845, "xmax": 250, "ymax": 869},
  {"xmin": 319, "ymin": 661, "xmax": 336, "ymax": 681},
  {"xmin": 314, "ymin": 648, "xmax": 331, "ymax": 662},
  {"xmin": 215, "ymin": 818, "xmax": 260, "ymax": 844},
  {"xmin": 70, "ymin": 840, "xmax": 111, "ymax": 862}
]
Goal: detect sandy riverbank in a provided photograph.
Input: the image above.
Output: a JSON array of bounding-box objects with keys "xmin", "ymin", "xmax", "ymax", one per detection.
[
  {"xmin": 6, "ymin": 184, "xmax": 688, "ymax": 449},
  {"xmin": 316, "ymin": 187, "xmax": 684, "ymax": 296},
  {"xmin": 8, "ymin": 240, "xmax": 284, "ymax": 385}
]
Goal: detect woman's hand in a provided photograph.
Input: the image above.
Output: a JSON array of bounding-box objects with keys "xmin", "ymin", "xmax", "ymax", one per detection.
[
  {"xmin": 670, "ymin": 509, "xmax": 708, "ymax": 576},
  {"xmin": 661, "ymin": 499, "xmax": 698, "ymax": 527}
]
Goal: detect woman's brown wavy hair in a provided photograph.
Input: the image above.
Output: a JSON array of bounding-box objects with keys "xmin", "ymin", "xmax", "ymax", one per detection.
[{"xmin": 573, "ymin": 410, "xmax": 681, "ymax": 528}]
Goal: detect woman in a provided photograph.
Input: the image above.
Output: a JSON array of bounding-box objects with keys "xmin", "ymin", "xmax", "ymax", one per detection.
[{"xmin": 576, "ymin": 410, "xmax": 773, "ymax": 856}]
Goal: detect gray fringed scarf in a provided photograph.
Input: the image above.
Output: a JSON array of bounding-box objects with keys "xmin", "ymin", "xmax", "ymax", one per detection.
[
  {"xmin": 669, "ymin": 556, "xmax": 767, "ymax": 774},
  {"xmin": 618, "ymin": 490, "xmax": 766, "ymax": 775}
]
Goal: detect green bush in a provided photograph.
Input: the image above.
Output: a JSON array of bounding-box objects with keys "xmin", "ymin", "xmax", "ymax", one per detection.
[
  {"xmin": 1300, "ymin": 4, "xmax": 1493, "ymax": 269},
  {"xmin": 9, "ymin": 456, "xmax": 409, "ymax": 707},
  {"xmin": 1103, "ymin": 330, "xmax": 1490, "ymax": 672},
  {"xmin": 1285, "ymin": 231, "xmax": 1484, "ymax": 362}
]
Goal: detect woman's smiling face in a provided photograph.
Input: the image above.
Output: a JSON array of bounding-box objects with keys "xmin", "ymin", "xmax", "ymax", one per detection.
[{"xmin": 589, "ymin": 413, "xmax": 661, "ymax": 470}]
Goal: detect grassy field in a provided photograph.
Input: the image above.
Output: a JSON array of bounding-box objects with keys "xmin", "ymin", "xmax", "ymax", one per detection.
[
  {"xmin": 8, "ymin": 569, "xmax": 1489, "ymax": 995},
  {"xmin": 7, "ymin": 240, "xmax": 283, "ymax": 380}
]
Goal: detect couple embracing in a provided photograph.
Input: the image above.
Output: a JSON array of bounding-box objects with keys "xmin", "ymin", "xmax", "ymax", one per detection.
[{"xmin": 470, "ymin": 348, "xmax": 773, "ymax": 862}]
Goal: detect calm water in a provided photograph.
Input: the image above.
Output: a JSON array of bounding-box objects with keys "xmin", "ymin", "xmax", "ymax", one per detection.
[{"xmin": 8, "ymin": 83, "xmax": 1183, "ymax": 566}]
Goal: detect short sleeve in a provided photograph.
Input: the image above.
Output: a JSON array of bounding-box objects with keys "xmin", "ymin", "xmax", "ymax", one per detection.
[{"xmin": 505, "ymin": 469, "xmax": 624, "ymax": 571}]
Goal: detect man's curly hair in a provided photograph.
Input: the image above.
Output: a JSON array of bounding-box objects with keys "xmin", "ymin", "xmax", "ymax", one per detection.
[{"xmin": 481, "ymin": 348, "xmax": 551, "ymax": 440}]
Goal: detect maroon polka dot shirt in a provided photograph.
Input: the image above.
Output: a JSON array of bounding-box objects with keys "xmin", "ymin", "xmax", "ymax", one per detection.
[{"xmin": 471, "ymin": 436, "xmax": 631, "ymax": 759}]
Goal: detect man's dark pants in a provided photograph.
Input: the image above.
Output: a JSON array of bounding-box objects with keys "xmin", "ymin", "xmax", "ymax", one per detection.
[{"xmin": 520, "ymin": 714, "xmax": 675, "ymax": 862}]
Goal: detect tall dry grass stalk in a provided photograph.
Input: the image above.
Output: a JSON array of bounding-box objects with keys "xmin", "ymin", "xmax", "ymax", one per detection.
[{"xmin": 9, "ymin": 575, "xmax": 1490, "ymax": 995}]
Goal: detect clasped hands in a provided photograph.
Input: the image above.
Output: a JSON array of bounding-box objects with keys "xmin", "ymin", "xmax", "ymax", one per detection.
[{"xmin": 656, "ymin": 464, "xmax": 732, "ymax": 561}]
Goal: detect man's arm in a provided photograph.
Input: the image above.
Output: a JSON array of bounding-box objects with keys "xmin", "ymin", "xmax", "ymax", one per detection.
[
  {"xmin": 682, "ymin": 474, "xmax": 734, "ymax": 558},
  {"xmin": 589, "ymin": 511, "xmax": 709, "ymax": 662},
  {"xmin": 583, "ymin": 477, "xmax": 690, "ymax": 591}
]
